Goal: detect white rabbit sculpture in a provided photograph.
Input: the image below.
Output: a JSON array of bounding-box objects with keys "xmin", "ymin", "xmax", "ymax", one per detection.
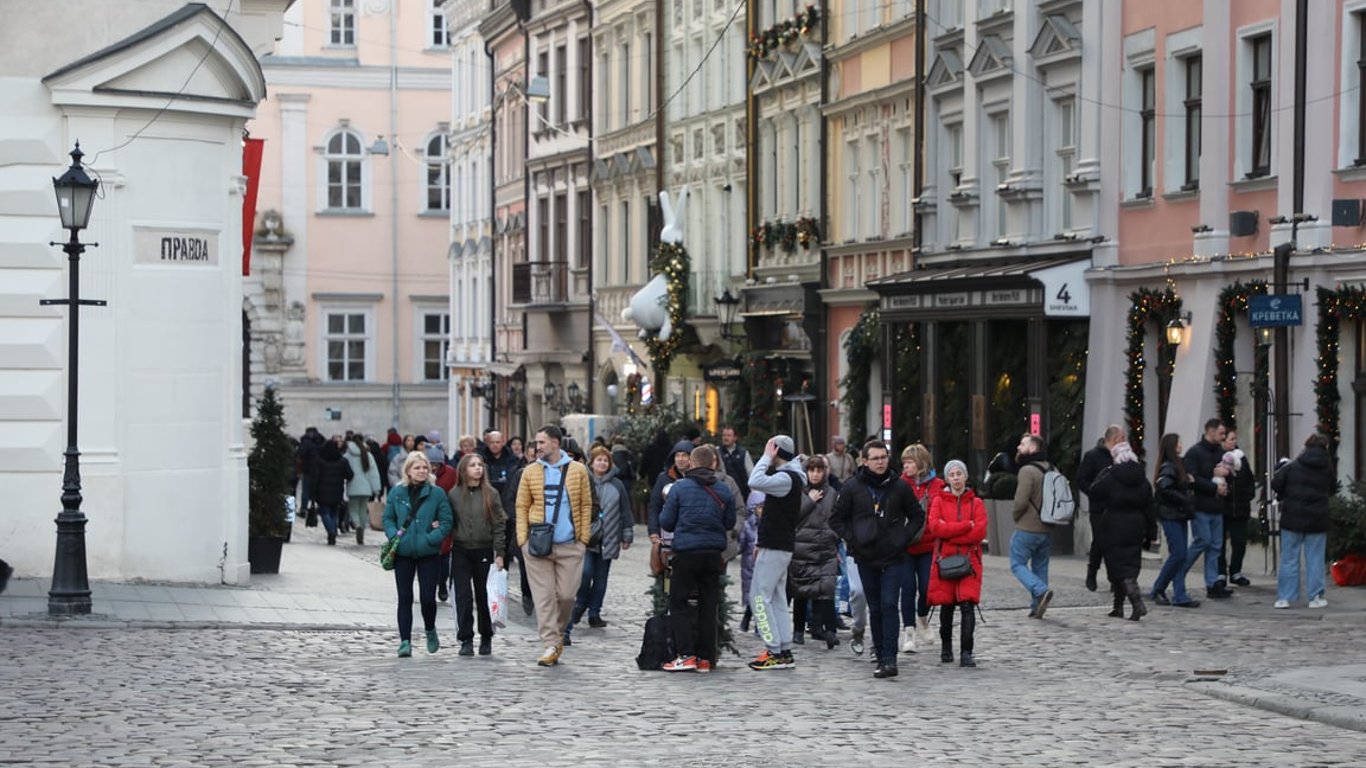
[{"xmin": 622, "ymin": 187, "xmax": 689, "ymax": 341}]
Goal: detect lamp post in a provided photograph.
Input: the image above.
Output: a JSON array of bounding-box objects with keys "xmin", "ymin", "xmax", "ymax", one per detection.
[{"xmin": 46, "ymin": 142, "xmax": 103, "ymax": 616}]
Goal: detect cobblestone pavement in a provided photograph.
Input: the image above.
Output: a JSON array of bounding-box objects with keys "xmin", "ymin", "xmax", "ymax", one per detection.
[{"xmin": 3, "ymin": 524, "xmax": 1365, "ymax": 766}]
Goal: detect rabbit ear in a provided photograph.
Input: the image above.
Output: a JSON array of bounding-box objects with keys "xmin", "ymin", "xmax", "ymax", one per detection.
[
  {"xmin": 658, "ymin": 191, "xmax": 674, "ymax": 227},
  {"xmin": 673, "ymin": 187, "xmax": 688, "ymax": 228}
]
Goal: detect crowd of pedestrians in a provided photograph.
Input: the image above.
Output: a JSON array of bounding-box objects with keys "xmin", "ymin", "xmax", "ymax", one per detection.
[{"xmin": 293, "ymin": 410, "xmax": 1336, "ymax": 674}]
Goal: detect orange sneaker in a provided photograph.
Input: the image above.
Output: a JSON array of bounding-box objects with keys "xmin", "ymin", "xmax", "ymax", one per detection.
[
  {"xmin": 662, "ymin": 655, "xmax": 698, "ymax": 672},
  {"xmin": 696, "ymin": 659, "xmax": 712, "ymax": 673}
]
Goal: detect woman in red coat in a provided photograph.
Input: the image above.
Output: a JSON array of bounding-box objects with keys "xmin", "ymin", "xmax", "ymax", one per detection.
[
  {"xmin": 927, "ymin": 459, "xmax": 987, "ymax": 668},
  {"xmin": 900, "ymin": 444, "xmax": 944, "ymax": 653}
]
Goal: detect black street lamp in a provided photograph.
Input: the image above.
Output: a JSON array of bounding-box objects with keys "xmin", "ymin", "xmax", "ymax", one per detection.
[
  {"xmin": 714, "ymin": 288, "xmax": 741, "ymax": 340},
  {"xmin": 46, "ymin": 142, "xmax": 104, "ymax": 616}
]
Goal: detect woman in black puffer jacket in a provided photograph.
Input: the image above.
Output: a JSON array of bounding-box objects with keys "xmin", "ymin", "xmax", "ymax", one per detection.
[
  {"xmin": 1088, "ymin": 441, "xmax": 1157, "ymax": 620},
  {"xmin": 1271, "ymin": 434, "xmax": 1337, "ymax": 608},
  {"xmin": 788, "ymin": 456, "xmax": 840, "ymax": 648},
  {"xmin": 1148, "ymin": 433, "xmax": 1199, "ymax": 608},
  {"xmin": 312, "ymin": 440, "xmax": 353, "ymax": 546}
]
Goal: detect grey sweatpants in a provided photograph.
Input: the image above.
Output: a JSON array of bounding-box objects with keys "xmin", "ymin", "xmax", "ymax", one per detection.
[{"xmin": 750, "ymin": 548, "xmax": 794, "ymax": 653}]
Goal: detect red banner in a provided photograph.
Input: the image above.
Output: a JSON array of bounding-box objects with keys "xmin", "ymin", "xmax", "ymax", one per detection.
[{"xmin": 241, "ymin": 137, "xmax": 265, "ymax": 276}]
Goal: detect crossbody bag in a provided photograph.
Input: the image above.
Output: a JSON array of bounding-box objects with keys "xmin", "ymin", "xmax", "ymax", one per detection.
[{"xmin": 527, "ymin": 465, "xmax": 570, "ymax": 558}]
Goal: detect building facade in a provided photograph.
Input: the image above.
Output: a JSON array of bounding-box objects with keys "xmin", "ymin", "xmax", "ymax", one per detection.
[
  {"xmin": 1087, "ymin": 0, "xmax": 1366, "ymax": 484},
  {"xmin": 247, "ymin": 0, "xmax": 453, "ymax": 440},
  {"xmin": 0, "ymin": 0, "xmax": 290, "ymax": 582}
]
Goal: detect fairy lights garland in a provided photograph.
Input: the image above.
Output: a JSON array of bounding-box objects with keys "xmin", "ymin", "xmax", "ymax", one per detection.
[
  {"xmin": 1212, "ymin": 281, "xmax": 1269, "ymax": 431},
  {"xmin": 1125, "ymin": 288, "xmax": 1183, "ymax": 459},
  {"xmin": 645, "ymin": 242, "xmax": 691, "ymax": 379},
  {"xmin": 839, "ymin": 307, "xmax": 880, "ymax": 440},
  {"xmin": 1315, "ymin": 286, "xmax": 1366, "ymax": 458},
  {"xmin": 747, "ymin": 5, "xmax": 821, "ymax": 61}
]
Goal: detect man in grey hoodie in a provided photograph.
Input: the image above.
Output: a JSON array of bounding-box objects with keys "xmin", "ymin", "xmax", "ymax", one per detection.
[{"xmin": 746, "ymin": 434, "xmax": 807, "ymax": 670}]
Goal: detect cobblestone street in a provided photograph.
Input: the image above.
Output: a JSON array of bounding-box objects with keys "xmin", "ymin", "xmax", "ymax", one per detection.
[{"xmin": 3, "ymin": 522, "xmax": 1365, "ymax": 766}]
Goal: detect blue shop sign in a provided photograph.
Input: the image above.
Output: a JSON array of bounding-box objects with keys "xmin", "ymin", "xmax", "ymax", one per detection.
[{"xmin": 1248, "ymin": 294, "xmax": 1303, "ymax": 327}]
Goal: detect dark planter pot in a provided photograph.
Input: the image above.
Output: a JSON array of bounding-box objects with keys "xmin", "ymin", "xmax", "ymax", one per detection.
[{"xmin": 248, "ymin": 535, "xmax": 286, "ymax": 574}]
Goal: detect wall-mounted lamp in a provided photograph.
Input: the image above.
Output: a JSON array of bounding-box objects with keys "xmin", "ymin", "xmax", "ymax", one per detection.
[
  {"xmin": 1257, "ymin": 326, "xmax": 1274, "ymax": 347},
  {"xmin": 714, "ymin": 288, "xmax": 741, "ymax": 340},
  {"xmin": 520, "ymin": 75, "xmax": 550, "ymax": 104},
  {"xmin": 369, "ymin": 136, "xmax": 389, "ymax": 156},
  {"xmin": 1165, "ymin": 311, "xmax": 1193, "ymax": 346}
]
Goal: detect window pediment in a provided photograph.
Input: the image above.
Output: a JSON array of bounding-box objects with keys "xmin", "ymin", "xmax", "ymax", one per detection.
[
  {"xmin": 927, "ymin": 49, "xmax": 964, "ymax": 90},
  {"xmin": 1029, "ymin": 14, "xmax": 1082, "ymax": 64},
  {"xmin": 967, "ymin": 35, "xmax": 1012, "ymax": 80}
]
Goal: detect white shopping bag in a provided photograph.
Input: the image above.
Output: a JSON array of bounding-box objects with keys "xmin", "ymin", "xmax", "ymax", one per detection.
[{"xmin": 487, "ymin": 567, "xmax": 509, "ymax": 629}]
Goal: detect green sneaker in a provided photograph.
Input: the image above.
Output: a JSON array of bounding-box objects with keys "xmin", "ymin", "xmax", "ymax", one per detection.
[
  {"xmin": 397, "ymin": 640, "xmax": 412, "ymax": 658},
  {"xmin": 426, "ymin": 629, "xmax": 439, "ymax": 654}
]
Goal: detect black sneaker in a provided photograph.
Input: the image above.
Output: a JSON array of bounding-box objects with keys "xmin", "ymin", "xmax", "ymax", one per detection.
[
  {"xmin": 478, "ymin": 637, "xmax": 492, "ymax": 655},
  {"xmin": 873, "ymin": 663, "xmax": 899, "ymax": 679},
  {"xmin": 438, "ymin": 583, "xmax": 449, "ymax": 602},
  {"xmin": 1231, "ymin": 576, "xmax": 1252, "ymax": 587},
  {"xmin": 588, "ymin": 616, "xmax": 608, "ymax": 629},
  {"xmin": 1151, "ymin": 591, "xmax": 1171, "ymax": 606},
  {"xmin": 792, "ymin": 632, "xmax": 805, "ymax": 645},
  {"xmin": 960, "ymin": 652, "xmax": 976, "ymax": 668},
  {"xmin": 1207, "ymin": 586, "xmax": 1233, "ymax": 599},
  {"xmin": 459, "ymin": 640, "xmax": 474, "ymax": 656}
]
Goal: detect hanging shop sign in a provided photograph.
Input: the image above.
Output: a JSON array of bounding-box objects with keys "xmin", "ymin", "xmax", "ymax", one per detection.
[
  {"xmin": 1247, "ymin": 294, "xmax": 1303, "ymax": 327},
  {"xmin": 702, "ymin": 359, "xmax": 743, "ymax": 382}
]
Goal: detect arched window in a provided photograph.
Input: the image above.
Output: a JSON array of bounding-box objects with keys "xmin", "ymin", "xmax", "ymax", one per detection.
[
  {"xmin": 325, "ymin": 130, "xmax": 364, "ymax": 210},
  {"xmin": 426, "ymin": 134, "xmax": 450, "ymax": 212}
]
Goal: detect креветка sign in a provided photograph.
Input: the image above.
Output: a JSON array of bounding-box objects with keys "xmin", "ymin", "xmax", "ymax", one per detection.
[{"xmin": 134, "ymin": 229, "xmax": 218, "ymax": 266}]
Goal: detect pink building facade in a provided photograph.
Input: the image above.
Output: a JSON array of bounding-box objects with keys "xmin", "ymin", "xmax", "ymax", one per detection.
[
  {"xmin": 246, "ymin": 0, "xmax": 454, "ymax": 439},
  {"xmin": 1088, "ymin": 0, "xmax": 1366, "ymax": 480}
]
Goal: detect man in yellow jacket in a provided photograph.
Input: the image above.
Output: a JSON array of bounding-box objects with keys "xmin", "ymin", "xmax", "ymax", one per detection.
[{"xmin": 516, "ymin": 424, "xmax": 594, "ymax": 666}]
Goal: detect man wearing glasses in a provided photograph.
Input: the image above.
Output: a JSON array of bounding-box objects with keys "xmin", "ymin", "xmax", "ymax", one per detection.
[{"xmin": 830, "ymin": 439, "xmax": 924, "ymax": 679}]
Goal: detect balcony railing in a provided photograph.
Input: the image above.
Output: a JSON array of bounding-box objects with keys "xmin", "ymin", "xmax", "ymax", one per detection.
[{"xmin": 511, "ymin": 261, "xmax": 570, "ymax": 306}]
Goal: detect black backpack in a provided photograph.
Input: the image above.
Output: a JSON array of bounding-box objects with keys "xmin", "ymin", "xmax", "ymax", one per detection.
[{"xmin": 635, "ymin": 613, "xmax": 673, "ymax": 671}]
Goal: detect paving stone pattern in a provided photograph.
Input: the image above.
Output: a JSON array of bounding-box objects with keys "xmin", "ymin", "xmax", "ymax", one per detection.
[{"xmin": 3, "ymin": 522, "xmax": 1365, "ymax": 766}]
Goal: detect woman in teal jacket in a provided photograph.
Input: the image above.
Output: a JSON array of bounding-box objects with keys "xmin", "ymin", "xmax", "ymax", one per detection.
[{"xmin": 383, "ymin": 450, "xmax": 455, "ymax": 657}]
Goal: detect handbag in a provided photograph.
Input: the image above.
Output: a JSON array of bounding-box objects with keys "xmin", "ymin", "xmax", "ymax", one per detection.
[
  {"xmin": 527, "ymin": 465, "xmax": 570, "ymax": 558},
  {"xmin": 934, "ymin": 496, "xmax": 975, "ymax": 581},
  {"xmin": 586, "ymin": 480, "xmax": 604, "ymax": 550},
  {"xmin": 380, "ymin": 503, "xmax": 419, "ymax": 571}
]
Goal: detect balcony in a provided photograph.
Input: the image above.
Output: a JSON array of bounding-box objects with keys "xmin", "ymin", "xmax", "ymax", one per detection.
[
  {"xmin": 511, "ymin": 261, "xmax": 573, "ymax": 309},
  {"xmin": 686, "ymin": 269, "xmax": 729, "ymax": 317}
]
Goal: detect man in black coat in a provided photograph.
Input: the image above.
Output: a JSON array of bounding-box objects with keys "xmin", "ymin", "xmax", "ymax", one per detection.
[
  {"xmin": 1076, "ymin": 424, "xmax": 1126, "ymax": 591},
  {"xmin": 829, "ymin": 439, "xmax": 925, "ymax": 680},
  {"xmin": 1183, "ymin": 418, "xmax": 1233, "ymax": 598}
]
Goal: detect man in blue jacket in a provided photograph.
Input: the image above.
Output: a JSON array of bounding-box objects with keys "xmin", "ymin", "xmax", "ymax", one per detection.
[{"xmin": 660, "ymin": 445, "xmax": 736, "ymax": 673}]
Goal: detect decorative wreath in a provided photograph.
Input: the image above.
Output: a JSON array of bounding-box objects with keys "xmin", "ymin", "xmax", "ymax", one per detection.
[{"xmin": 747, "ymin": 5, "xmax": 821, "ymax": 61}]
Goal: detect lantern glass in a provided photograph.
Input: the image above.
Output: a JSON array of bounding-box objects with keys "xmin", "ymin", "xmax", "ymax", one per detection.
[
  {"xmin": 53, "ymin": 144, "xmax": 98, "ymax": 232},
  {"xmin": 1165, "ymin": 319, "xmax": 1185, "ymax": 346}
]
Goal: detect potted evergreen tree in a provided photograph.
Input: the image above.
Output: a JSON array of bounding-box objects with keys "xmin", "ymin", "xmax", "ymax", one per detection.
[{"xmin": 247, "ymin": 386, "xmax": 293, "ymax": 574}]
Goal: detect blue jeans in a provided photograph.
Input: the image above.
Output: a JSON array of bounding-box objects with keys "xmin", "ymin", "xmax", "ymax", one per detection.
[
  {"xmin": 858, "ymin": 558, "xmax": 911, "ymax": 664},
  {"xmin": 1152, "ymin": 519, "xmax": 1194, "ymax": 603},
  {"xmin": 1186, "ymin": 511, "xmax": 1224, "ymax": 589},
  {"xmin": 1009, "ymin": 530, "xmax": 1052, "ymax": 609},
  {"xmin": 1277, "ymin": 529, "xmax": 1328, "ymax": 603},
  {"xmin": 318, "ymin": 503, "xmax": 340, "ymax": 538},
  {"xmin": 901, "ymin": 551, "xmax": 933, "ymax": 623},
  {"xmin": 571, "ymin": 550, "xmax": 613, "ymax": 625}
]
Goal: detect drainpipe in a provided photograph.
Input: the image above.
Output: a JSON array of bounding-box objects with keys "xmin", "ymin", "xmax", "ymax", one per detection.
[
  {"xmin": 1277, "ymin": 0, "xmax": 1308, "ymax": 461},
  {"xmin": 745, "ymin": 0, "xmax": 758, "ymax": 280},
  {"xmin": 486, "ymin": 35, "xmax": 499, "ymax": 430},
  {"xmin": 583, "ymin": 0, "xmax": 595, "ymax": 414},
  {"xmin": 815, "ymin": 0, "xmax": 831, "ymax": 450},
  {"xmin": 913, "ymin": 0, "xmax": 925, "ymax": 255},
  {"xmin": 388, "ymin": 3, "xmax": 401, "ymax": 429}
]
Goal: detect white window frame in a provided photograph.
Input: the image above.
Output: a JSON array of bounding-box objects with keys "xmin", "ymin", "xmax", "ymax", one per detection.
[
  {"xmin": 1234, "ymin": 21, "xmax": 1276, "ymax": 181},
  {"xmin": 863, "ymin": 131, "xmax": 882, "ymax": 240},
  {"xmin": 320, "ymin": 306, "xmax": 375, "ymax": 382},
  {"xmin": 1338, "ymin": 2, "xmax": 1366, "ymax": 169},
  {"xmin": 1121, "ymin": 28, "xmax": 1156, "ymax": 200},
  {"xmin": 320, "ymin": 128, "xmax": 370, "ymax": 212},
  {"xmin": 1162, "ymin": 27, "xmax": 1203, "ymax": 193},
  {"xmin": 428, "ymin": 0, "xmax": 450, "ymax": 48},
  {"xmin": 987, "ymin": 108, "xmax": 1010, "ymax": 239},
  {"xmin": 844, "ymin": 133, "xmax": 861, "ymax": 242},
  {"xmin": 1051, "ymin": 96, "xmax": 1077, "ymax": 233},
  {"xmin": 424, "ymin": 133, "xmax": 451, "ymax": 213},
  {"xmin": 416, "ymin": 307, "xmax": 451, "ymax": 382},
  {"xmin": 894, "ymin": 123, "xmax": 913, "ymax": 236},
  {"xmin": 329, "ymin": 0, "xmax": 355, "ymax": 46}
]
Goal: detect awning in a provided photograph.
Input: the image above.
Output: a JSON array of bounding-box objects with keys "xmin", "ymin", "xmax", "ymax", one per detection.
[{"xmin": 869, "ymin": 256, "xmax": 1090, "ymax": 319}]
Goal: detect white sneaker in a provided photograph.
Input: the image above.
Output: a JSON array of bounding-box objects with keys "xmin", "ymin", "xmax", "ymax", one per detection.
[
  {"xmin": 1309, "ymin": 596, "xmax": 1328, "ymax": 609},
  {"xmin": 901, "ymin": 626, "xmax": 917, "ymax": 653},
  {"xmin": 1273, "ymin": 599, "xmax": 1290, "ymax": 609}
]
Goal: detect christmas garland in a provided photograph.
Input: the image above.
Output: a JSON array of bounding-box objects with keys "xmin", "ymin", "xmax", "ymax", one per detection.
[
  {"xmin": 750, "ymin": 217, "xmax": 822, "ymax": 256},
  {"xmin": 1315, "ymin": 286, "xmax": 1366, "ymax": 457},
  {"xmin": 839, "ymin": 306, "xmax": 880, "ymax": 441},
  {"xmin": 1125, "ymin": 288, "xmax": 1183, "ymax": 459},
  {"xmin": 891, "ymin": 322, "xmax": 921, "ymax": 448},
  {"xmin": 1212, "ymin": 281, "xmax": 1269, "ymax": 431},
  {"xmin": 644, "ymin": 242, "xmax": 691, "ymax": 378},
  {"xmin": 737, "ymin": 352, "xmax": 783, "ymax": 447},
  {"xmin": 1047, "ymin": 320, "xmax": 1089, "ymax": 480},
  {"xmin": 747, "ymin": 5, "xmax": 821, "ymax": 61}
]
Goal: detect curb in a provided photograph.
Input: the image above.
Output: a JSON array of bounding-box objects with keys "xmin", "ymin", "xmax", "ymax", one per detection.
[
  {"xmin": 0, "ymin": 617, "xmax": 393, "ymax": 633},
  {"xmin": 1189, "ymin": 680, "xmax": 1366, "ymax": 733}
]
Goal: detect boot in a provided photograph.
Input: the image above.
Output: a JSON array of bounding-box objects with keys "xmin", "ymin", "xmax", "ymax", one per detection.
[
  {"xmin": 939, "ymin": 609, "xmax": 954, "ymax": 663},
  {"xmin": 1108, "ymin": 585, "xmax": 1125, "ymax": 618},
  {"xmin": 740, "ymin": 607, "xmax": 752, "ymax": 633},
  {"xmin": 1085, "ymin": 563, "xmax": 1099, "ymax": 592},
  {"xmin": 355, "ymin": 527, "xmax": 364, "ymax": 545},
  {"xmin": 901, "ymin": 625, "xmax": 917, "ymax": 653},
  {"xmin": 959, "ymin": 602, "xmax": 976, "ymax": 667},
  {"xmin": 1124, "ymin": 579, "xmax": 1148, "ymax": 621}
]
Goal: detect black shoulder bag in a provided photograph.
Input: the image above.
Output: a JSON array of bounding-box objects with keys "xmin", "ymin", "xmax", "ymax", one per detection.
[
  {"xmin": 935, "ymin": 496, "xmax": 974, "ymax": 581},
  {"xmin": 527, "ymin": 465, "xmax": 569, "ymax": 558}
]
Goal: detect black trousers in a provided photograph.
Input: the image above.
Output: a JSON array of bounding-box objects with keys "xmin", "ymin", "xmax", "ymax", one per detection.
[
  {"xmin": 938, "ymin": 601, "xmax": 976, "ymax": 654},
  {"xmin": 1218, "ymin": 517, "xmax": 1250, "ymax": 578},
  {"xmin": 450, "ymin": 547, "xmax": 495, "ymax": 641},
  {"xmin": 792, "ymin": 597, "xmax": 836, "ymax": 636},
  {"xmin": 668, "ymin": 551, "xmax": 722, "ymax": 662},
  {"xmin": 394, "ymin": 554, "xmax": 442, "ymax": 641},
  {"xmin": 505, "ymin": 517, "xmax": 532, "ymax": 601},
  {"xmin": 1087, "ymin": 512, "xmax": 1104, "ymax": 573}
]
